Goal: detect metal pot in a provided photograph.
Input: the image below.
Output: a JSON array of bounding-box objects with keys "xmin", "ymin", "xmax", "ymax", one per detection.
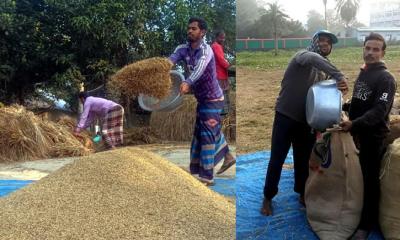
[
  {"xmin": 138, "ymin": 70, "xmax": 184, "ymax": 112},
  {"xmin": 306, "ymin": 79, "xmax": 342, "ymax": 130}
]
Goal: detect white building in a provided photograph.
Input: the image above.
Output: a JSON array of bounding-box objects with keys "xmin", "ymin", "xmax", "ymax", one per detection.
[
  {"xmin": 355, "ymin": 27, "xmax": 400, "ymax": 41},
  {"xmin": 370, "ymin": 0, "xmax": 400, "ymax": 27}
]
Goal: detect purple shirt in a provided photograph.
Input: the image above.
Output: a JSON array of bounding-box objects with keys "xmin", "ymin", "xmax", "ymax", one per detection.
[
  {"xmin": 169, "ymin": 40, "xmax": 223, "ymax": 102},
  {"xmin": 76, "ymin": 96, "xmax": 119, "ymax": 131}
]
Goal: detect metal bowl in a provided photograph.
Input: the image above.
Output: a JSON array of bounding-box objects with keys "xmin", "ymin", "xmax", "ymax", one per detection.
[
  {"xmin": 138, "ymin": 70, "xmax": 184, "ymax": 112},
  {"xmin": 306, "ymin": 79, "xmax": 342, "ymax": 130}
]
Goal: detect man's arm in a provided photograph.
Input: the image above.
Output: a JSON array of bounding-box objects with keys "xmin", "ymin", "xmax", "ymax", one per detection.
[
  {"xmin": 351, "ymin": 75, "xmax": 397, "ymax": 132},
  {"xmin": 168, "ymin": 44, "xmax": 186, "ymax": 65},
  {"xmin": 212, "ymin": 43, "xmax": 229, "ymax": 69},
  {"xmin": 295, "ymin": 51, "xmax": 344, "ymax": 81}
]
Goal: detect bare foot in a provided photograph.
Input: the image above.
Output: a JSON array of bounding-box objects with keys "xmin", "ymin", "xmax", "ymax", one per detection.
[{"xmin": 261, "ymin": 198, "xmax": 273, "ymax": 216}]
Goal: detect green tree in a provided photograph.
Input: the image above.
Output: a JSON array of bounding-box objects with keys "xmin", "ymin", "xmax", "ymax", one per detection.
[
  {"xmin": 323, "ymin": 0, "xmax": 328, "ymax": 29},
  {"xmin": 263, "ymin": 2, "xmax": 289, "ymax": 56},
  {"xmin": 0, "ymin": 0, "xmax": 236, "ymax": 108},
  {"xmin": 306, "ymin": 10, "xmax": 325, "ymax": 35},
  {"xmin": 335, "ymin": 0, "xmax": 360, "ymax": 36}
]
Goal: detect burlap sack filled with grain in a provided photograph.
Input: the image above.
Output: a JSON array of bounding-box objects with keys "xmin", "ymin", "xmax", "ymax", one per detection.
[
  {"xmin": 305, "ymin": 130, "xmax": 363, "ymax": 239},
  {"xmin": 384, "ymin": 117, "xmax": 400, "ymax": 147},
  {"xmin": 0, "ymin": 147, "xmax": 235, "ymax": 240},
  {"xmin": 379, "ymin": 138, "xmax": 400, "ymax": 239},
  {"xmin": 110, "ymin": 57, "xmax": 173, "ymax": 99}
]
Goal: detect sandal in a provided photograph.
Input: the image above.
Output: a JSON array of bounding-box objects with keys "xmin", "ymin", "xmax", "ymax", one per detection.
[{"xmin": 217, "ymin": 158, "xmax": 236, "ymax": 174}]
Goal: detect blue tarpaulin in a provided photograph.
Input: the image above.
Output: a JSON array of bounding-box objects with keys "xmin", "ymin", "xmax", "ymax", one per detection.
[
  {"xmin": 236, "ymin": 150, "xmax": 384, "ymax": 240},
  {"xmin": 211, "ymin": 178, "xmax": 236, "ymax": 197},
  {"xmin": 0, "ymin": 180, "xmax": 33, "ymax": 197}
]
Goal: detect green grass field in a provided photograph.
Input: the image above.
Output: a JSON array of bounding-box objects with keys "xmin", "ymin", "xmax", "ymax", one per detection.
[{"xmin": 237, "ymin": 45, "xmax": 400, "ymax": 71}]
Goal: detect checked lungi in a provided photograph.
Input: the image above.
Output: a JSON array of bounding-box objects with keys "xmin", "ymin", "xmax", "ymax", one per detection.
[
  {"xmin": 102, "ymin": 105, "xmax": 124, "ymax": 148},
  {"xmin": 190, "ymin": 101, "xmax": 229, "ymax": 180}
]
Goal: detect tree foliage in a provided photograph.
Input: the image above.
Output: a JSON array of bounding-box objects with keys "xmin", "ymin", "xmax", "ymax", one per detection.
[
  {"xmin": 236, "ymin": 0, "xmax": 307, "ymax": 39},
  {"xmin": 0, "ymin": 0, "xmax": 235, "ymax": 108}
]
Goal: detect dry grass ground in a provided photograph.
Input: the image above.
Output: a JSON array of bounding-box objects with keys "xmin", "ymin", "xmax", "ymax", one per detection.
[{"xmin": 237, "ymin": 46, "xmax": 400, "ymax": 154}]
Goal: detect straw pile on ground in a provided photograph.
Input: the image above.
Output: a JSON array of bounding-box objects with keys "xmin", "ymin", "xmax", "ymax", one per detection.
[
  {"xmin": 0, "ymin": 147, "xmax": 235, "ymax": 240},
  {"xmin": 56, "ymin": 117, "xmax": 94, "ymax": 149},
  {"xmin": 222, "ymin": 93, "xmax": 236, "ymax": 142},
  {"xmin": 150, "ymin": 95, "xmax": 197, "ymax": 141},
  {"xmin": 0, "ymin": 105, "xmax": 93, "ymax": 162},
  {"xmin": 109, "ymin": 57, "xmax": 173, "ymax": 99},
  {"xmin": 123, "ymin": 127, "xmax": 160, "ymax": 145},
  {"xmin": 150, "ymin": 94, "xmax": 236, "ymax": 142}
]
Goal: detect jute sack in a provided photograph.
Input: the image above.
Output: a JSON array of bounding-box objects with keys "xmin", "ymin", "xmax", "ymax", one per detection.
[
  {"xmin": 305, "ymin": 130, "xmax": 363, "ymax": 240},
  {"xmin": 379, "ymin": 138, "xmax": 400, "ymax": 239}
]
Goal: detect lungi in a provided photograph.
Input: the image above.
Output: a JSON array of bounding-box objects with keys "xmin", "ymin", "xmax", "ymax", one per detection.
[
  {"xmin": 190, "ymin": 101, "xmax": 229, "ymax": 180},
  {"xmin": 102, "ymin": 105, "xmax": 124, "ymax": 148}
]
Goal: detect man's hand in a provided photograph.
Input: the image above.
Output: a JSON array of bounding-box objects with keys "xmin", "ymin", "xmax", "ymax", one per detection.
[
  {"xmin": 337, "ymin": 78, "xmax": 349, "ymax": 95},
  {"xmin": 339, "ymin": 120, "xmax": 352, "ymax": 131},
  {"xmin": 180, "ymin": 82, "xmax": 190, "ymax": 95},
  {"xmin": 73, "ymin": 129, "xmax": 81, "ymax": 137}
]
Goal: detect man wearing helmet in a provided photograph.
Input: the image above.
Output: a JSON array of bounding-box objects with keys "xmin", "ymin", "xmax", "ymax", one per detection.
[{"xmin": 261, "ymin": 30, "xmax": 349, "ymax": 216}]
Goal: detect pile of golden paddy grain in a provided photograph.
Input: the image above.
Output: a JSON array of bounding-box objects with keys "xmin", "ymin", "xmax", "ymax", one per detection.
[
  {"xmin": 150, "ymin": 94, "xmax": 236, "ymax": 142},
  {"xmin": 110, "ymin": 57, "xmax": 173, "ymax": 99},
  {"xmin": 0, "ymin": 147, "xmax": 235, "ymax": 240},
  {"xmin": 0, "ymin": 105, "xmax": 93, "ymax": 162}
]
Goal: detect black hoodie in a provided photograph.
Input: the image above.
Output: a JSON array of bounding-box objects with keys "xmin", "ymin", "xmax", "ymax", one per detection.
[{"xmin": 349, "ymin": 62, "xmax": 397, "ymax": 138}]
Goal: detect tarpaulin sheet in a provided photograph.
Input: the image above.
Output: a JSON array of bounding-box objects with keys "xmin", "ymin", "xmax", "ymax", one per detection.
[
  {"xmin": 211, "ymin": 178, "xmax": 235, "ymax": 197},
  {"xmin": 236, "ymin": 150, "xmax": 384, "ymax": 240},
  {"xmin": 0, "ymin": 180, "xmax": 33, "ymax": 197}
]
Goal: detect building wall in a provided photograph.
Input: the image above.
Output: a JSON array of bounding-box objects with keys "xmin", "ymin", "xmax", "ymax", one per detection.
[
  {"xmin": 371, "ymin": 0, "xmax": 400, "ymax": 27},
  {"xmin": 356, "ymin": 30, "xmax": 400, "ymax": 41}
]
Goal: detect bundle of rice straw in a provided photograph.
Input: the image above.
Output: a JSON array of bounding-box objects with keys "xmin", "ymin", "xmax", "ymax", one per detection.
[
  {"xmin": 56, "ymin": 117, "xmax": 94, "ymax": 149},
  {"xmin": 150, "ymin": 93, "xmax": 236, "ymax": 143},
  {"xmin": 110, "ymin": 57, "xmax": 173, "ymax": 99},
  {"xmin": 123, "ymin": 127, "xmax": 160, "ymax": 146},
  {"xmin": 0, "ymin": 147, "xmax": 235, "ymax": 239},
  {"xmin": 150, "ymin": 95, "xmax": 197, "ymax": 141},
  {"xmin": 0, "ymin": 105, "xmax": 93, "ymax": 162},
  {"xmin": 222, "ymin": 94, "xmax": 236, "ymax": 143}
]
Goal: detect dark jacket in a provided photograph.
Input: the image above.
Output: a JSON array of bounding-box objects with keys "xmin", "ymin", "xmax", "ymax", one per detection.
[
  {"xmin": 349, "ymin": 62, "xmax": 397, "ymax": 138},
  {"xmin": 275, "ymin": 50, "xmax": 344, "ymax": 123}
]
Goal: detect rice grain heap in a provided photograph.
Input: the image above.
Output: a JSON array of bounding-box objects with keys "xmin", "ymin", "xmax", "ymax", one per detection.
[
  {"xmin": 0, "ymin": 105, "xmax": 93, "ymax": 162},
  {"xmin": 0, "ymin": 147, "xmax": 235, "ymax": 240},
  {"xmin": 110, "ymin": 57, "xmax": 173, "ymax": 99}
]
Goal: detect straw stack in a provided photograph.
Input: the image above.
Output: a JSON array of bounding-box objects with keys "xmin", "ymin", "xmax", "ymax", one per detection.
[
  {"xmin": 123, "ymin": 127, "xmax": 160, "ymax": 146},
  {"xmin": 110, "ymin": 57, "xmax": 173, "ymax": 99},
  {"xmin": 0, "ymin": 105, "xmax": 93, "ymax": 162},
  {"xmin": 0, "ymin": 147, "xmax": 235, "ymax": 240},
  {"xmin": 150, "ymin": 95, "xmax": 197, "ymax": 141},
  {"xmin": 150, "ymin": 94, "xmax": 236, "ymax": 143},
  {"xmin": 56, "ymin": 117, "xmax": 94, "ymax": 149}
]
